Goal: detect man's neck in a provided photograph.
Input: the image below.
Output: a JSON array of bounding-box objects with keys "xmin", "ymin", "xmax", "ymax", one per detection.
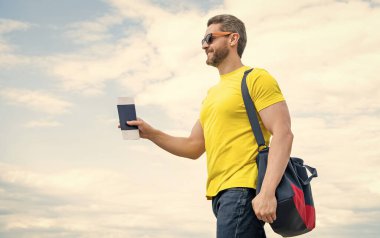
[{"xmin": 217, "ymin": 56, "xmax": 244, "ymax": 75}]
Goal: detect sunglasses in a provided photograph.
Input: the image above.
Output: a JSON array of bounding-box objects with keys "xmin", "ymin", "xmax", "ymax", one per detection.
[{"xmin": 201, "ymin": 32, "xmax": 233, "ymax": 45}]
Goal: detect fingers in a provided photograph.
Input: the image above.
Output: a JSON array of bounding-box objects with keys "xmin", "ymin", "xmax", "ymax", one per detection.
[
  {"xmin": 117, "ymin": 118, "xmax": 151, "ymax": 140},
  {"xmin": 117, "ymin": 121, "xmax": 140, "ymax": 128},
  {"xmin": 255, "ymin": 213, "xmax": 273, "ymax": 223},
  {"xmin": 256, "ymin": 212, "xmax": 276, "ymax": 223},
  {"xmin": 264, "ymin": 214, "xmax": 275, "ymax": 223},
  {"xmin": 252, "ymin": 197, "xmax": 277, "ymax": 224},
  {"xmin": 117, "ymin": 120, "xmax": 142, "ymax": 129},
  {"xmin": 126, "ymin": 120, "xmax": 143, "ymax": 126},
  {"xmin": 260, "ymin": 210, "xmax": 276, "ymax": 223}
]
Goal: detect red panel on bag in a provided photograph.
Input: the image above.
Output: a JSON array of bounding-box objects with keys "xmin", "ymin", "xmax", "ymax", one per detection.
[
  {"xmin": 305, "ymin": 205, "xmax": 316, "ymax": 229},
  {"xmin": 291, "ymin": 183, "xmax": 316, "ymax": 230},
  {"xmin": 291, "ymin": 184, "xmax": 306, "ymax": 224}
]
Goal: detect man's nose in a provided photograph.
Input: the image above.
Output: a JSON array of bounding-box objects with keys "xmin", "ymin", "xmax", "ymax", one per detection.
[{"xmin": 202, "ymin": 41, "xmax": 209, "ymax": 50}]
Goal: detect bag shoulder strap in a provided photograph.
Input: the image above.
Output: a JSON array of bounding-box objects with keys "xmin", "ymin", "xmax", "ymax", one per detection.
[{"xmin": 241, "ymin": 68, "xmax": 267, "ymax": 150}]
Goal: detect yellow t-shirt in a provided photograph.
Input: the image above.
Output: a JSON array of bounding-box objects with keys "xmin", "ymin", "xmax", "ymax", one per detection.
[{"xmin": 199, "ymin": 66, "xmax": 285, "ymax": 199}]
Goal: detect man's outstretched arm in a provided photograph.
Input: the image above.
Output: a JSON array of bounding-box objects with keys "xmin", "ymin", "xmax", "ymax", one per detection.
[{"xmin": 126, "ymin": 119, "xmax": 205, "ymax": 160}]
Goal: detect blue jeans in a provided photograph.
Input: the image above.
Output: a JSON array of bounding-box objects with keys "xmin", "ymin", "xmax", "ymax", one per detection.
[{"xmin": 212, "ymin": 188, "xmax": 266, "ymax": 238}]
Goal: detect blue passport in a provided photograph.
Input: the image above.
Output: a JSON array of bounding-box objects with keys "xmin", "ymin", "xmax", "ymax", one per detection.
[{"xmin": 117, "ymin": 104, "xmax": 138, "ymax": 130}]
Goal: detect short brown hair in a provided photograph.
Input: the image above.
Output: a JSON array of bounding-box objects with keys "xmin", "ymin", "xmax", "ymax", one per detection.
[{"xmin": 207, "ymin": 14, "xmax": 247, "ymax": 58}]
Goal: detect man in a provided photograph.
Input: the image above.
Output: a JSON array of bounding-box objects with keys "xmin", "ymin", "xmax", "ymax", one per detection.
[{"xmin": 126, "ymin": 14, "xmax": 293, "ymax": 238}]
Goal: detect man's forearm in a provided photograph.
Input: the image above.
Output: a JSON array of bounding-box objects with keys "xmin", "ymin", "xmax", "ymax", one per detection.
[
  {"xmin": 149, "ymin": 129, "xmax": 204, "ymax": 160},
  {"xmin": 125, "ymin": 119, "xmax": 205, "ymax": 160},
  {"xmin": 259, "ymin": 131, "xmax": 293, "ymax": 195}
]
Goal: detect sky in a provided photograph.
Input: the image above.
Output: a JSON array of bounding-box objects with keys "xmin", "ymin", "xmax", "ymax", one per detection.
[{"xmin": 0, "ymin": 0, "xmax": 379, "ymax": 237}]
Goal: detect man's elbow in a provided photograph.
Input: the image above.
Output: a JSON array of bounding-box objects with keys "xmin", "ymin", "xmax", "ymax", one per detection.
[
  {"xmin": 274, "ymin": 128, "xmax": 294, "ymax": 143},
  {"xmin": 189, "ymin": 149, "xmax": 205, "ymax": 160},
  {"xmin": 189, "ymin": 154, "xmax": 200, "ymax": 160},
  {"xmin": 187, "ymin": 139, "xmax": 205, "ymax": 160},
  {"xmin": 284, "ymin": 130, "xmax": 294, "ymax": 145}
]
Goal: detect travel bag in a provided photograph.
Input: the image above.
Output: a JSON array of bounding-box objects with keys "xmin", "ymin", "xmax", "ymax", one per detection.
[{"xmin": 241, "ymin": 69, "xmax": 318, "ymax": 237}]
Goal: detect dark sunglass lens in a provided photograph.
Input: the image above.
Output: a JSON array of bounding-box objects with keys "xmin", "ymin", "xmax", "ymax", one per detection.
[
  {"xmin": 206, "ymin": 34, "xmax": 212, "ymax": 44},
  {"xmin": 201, "ymin": 33, "xmax": 213, "ymax": 45}
]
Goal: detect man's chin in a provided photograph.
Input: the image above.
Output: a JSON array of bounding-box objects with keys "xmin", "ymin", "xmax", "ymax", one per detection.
[
  {"xmin": 206, "ymin": 61, "xmax": 218, "ymax": 67},
  {"xmin": 206, "ymin": 58, "xmax": 218, "ymax": 67}
]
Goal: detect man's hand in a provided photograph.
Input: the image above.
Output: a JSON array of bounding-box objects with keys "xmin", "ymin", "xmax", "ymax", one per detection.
[
  {"xmin": 125, "ymin": 118, "xmax": 156, "ymax": 140},
  {"xmin": 252, "ymin": 192, "xmax": 277, "ymax": 223},
  {"xmin": 117, "ymin": 118, "xmax": 157, "ymax": 139}
]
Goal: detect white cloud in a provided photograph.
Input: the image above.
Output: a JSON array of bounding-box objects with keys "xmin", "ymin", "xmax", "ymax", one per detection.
[
  {"xmin": 0, "ymin": 161, "xmax": 213, "ymax": 238},
  {"xmin": 0, "ymin": 19, "xmax": 32, "ymax": 66},
  {"xmin": 24, "ymin": 118, "xmax": 62, "ymax": 128},
  {"xmin": 0, "ymin": 53, "xmax": 30, "ymax": 66},
  {"xmin": 0, "ymin": 38, "xmax": 12, "ymax": 53},
  {"xmin": 0, "ymin": 165, "xmax": 123, "ymax": 195},
  {"xmin": 46, "ymin": 36, "xmax": 170, "ymax": 96},
  {"xmin": 65, "ymin": 14, "xmax": 125, "ymax": 44},
  {"xmin": 95, "ymin": 115, "xmax": 118, "ymax": 125},
  {"xmin": 107, "ymin": 0, "xmax": 167, "ymax": 21},
  {"xmin": 0, "ymin": 19, "xmax": 30, "ymax": 34},
  {"xmin": 0, "ymin": 88, "xmax": 72, "ymax": 115},
  {"xmin": 4, "ymin": 217, "xmax": 55, "ymax": 230}
]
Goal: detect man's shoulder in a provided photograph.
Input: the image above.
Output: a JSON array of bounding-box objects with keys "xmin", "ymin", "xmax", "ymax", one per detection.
[
  {"xmin": 250, "ymin": 67, "xmax": 271, "ymax": 77},
  {"xmin": 246, "ymin": 67, "xmax": 275, "ymax": 85}
]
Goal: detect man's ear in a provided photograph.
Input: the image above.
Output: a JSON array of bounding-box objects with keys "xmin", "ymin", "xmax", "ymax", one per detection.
[{"xmin": 230, "ymin": 33, "xmax": 240, "ymax": 46}]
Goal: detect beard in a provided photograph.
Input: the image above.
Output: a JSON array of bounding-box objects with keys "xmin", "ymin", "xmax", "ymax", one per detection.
[{"xmin": 206, "ymin": 46, "xmax": 229, "ymax": 67}]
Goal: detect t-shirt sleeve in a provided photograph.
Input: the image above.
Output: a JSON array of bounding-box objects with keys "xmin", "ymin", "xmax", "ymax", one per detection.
[{"xmin": 248, "ymin": 69, "xmax": 285, "ymax": 112}]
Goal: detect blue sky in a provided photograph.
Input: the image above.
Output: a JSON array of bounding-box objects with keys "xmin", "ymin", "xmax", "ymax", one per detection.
[{"xmin": 1, "ymin": 0, "xmax": 380, "ymax": 237}]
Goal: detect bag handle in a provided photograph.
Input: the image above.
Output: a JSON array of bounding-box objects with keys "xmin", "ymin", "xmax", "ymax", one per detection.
[
  {"xmin": 291, "ymin": 157, "xmax": 318, "ymax": 185},
  {"xmin": 241, "ymin": 69, "xmax": 267, "ymax": 150},
  {"xmin": 299, "ymin": 164, "xmax": 318, "ymax": 185}
]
